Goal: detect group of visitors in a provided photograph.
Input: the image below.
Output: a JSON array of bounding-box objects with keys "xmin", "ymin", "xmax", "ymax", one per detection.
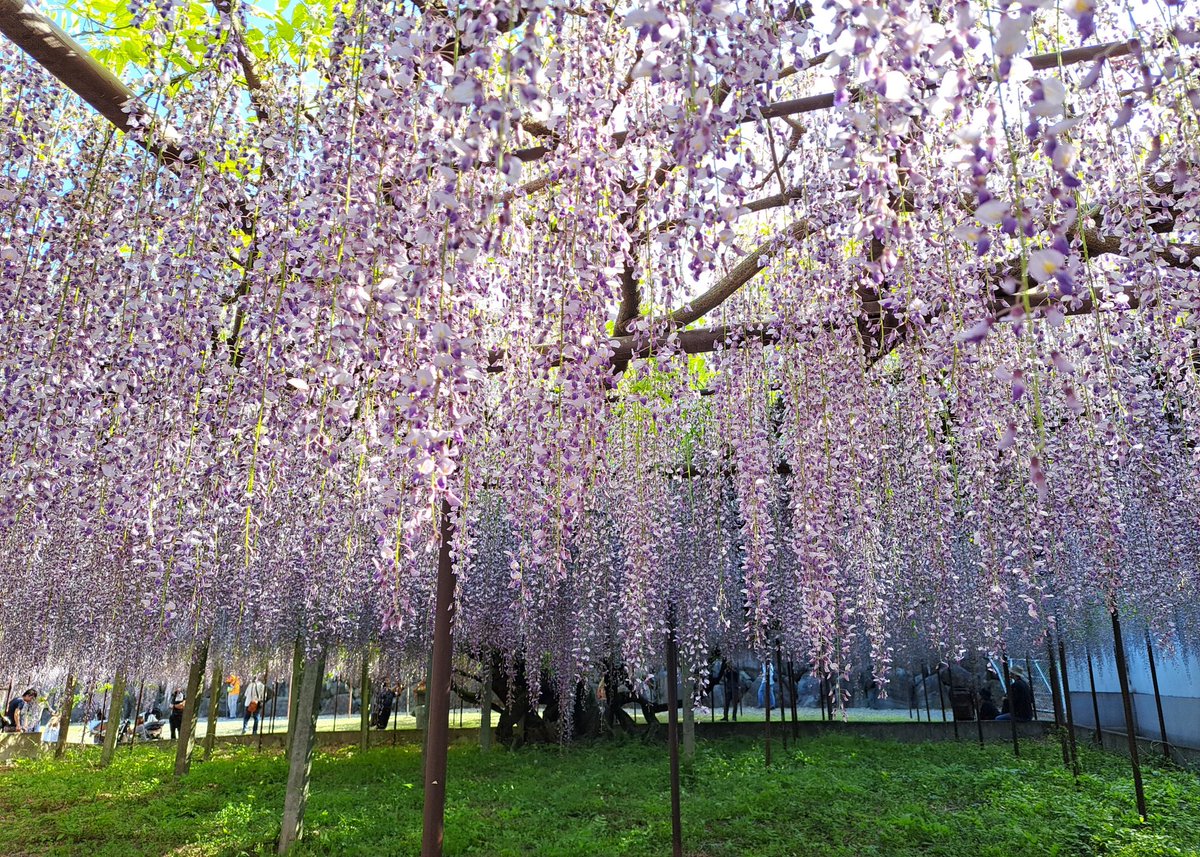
[
  {"xmin": 1, "ymin": 672, "xmax": 272, "ymax": 745},
  {"xmin": 978, "ymin": 667, "xmax": 1034, "ymax": 722},
  {"xmin": 714, "ymin": 657, "xmax": 781, "ymax": 721},
  {"xmin": 224, "ymin": 673, "xmax": 268, "ymax": 734}
]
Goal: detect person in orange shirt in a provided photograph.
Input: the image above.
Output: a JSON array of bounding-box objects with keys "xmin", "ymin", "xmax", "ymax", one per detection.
[{"xmin": 225, "ymin": 674, "xmax": 241, "ymax": 719}]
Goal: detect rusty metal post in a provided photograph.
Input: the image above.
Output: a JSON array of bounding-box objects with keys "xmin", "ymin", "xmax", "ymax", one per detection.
[
  {"xmin": 1058, "ymin": 636, "xmax": 1080, "ymax": 778},
  {"xmin": 922, "ymin": 663, "xmax": 932, "ymax": 722},
  {"xmin": 787, "ymin": 659, "xmax": 799, "ymax": 740},
  {"xmin": 421, "ymin": 499, "xmax": 458, "ymax": 857},
  {"xmin": 1044, "ymin": 639, "xmax": 1069, "ymax": 768},
  {"xmin": 934, "ymin": 663, "xmax": 946, "ymax": 722},
  {"xmin": 1110, "ymin": 609, "xmax": 1147, "ymax": 821},
  {"xmin": 665, "ymin": 606, "xmax": 683, "ymax": 857},
  {"xmin": 974, "ymin": 678, "xmax": 985, "ymax": 747},
  {"xmin": 1026, "ymin": 654, "xmax": 1040, "ymax": 722},
  {"xmin": 946, "ymin": 663, "xmax": 959, "ymax": 739},
  {"xmin": 775, "ymin": 645, "xmax": 788, "ymax": 750},
  {"xmin": 1043, "ymin": 642, "xmax": 1064, "ymax": 728},
  {"xmin": 763, "ymin": 658, "xmax": 773, "ymax": 767},
  {"xmin": 1085, "ymin": 646, "xmax": 1102, "ymax": 746},
  {"xmin": 1144, "ymin": 630, "xmax": 1170, "ymax": 761},
  {"xmin": 1002, "ymin": 655, "xmax": 1019, "ymax": 757}
]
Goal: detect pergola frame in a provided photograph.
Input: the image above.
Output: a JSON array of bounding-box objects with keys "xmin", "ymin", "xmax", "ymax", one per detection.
[{"xmin": 2, "ymin": 3, "xmax": 1197, "ymax": 854}]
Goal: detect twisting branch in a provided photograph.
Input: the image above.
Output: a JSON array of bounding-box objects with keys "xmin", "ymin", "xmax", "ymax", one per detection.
[
  {"xmin": 665, "ymin": 219, "xmax": 815, "ymax": 328},
  {"xmin": 506, "ymin": 36, "xmax": 1177, "ymax": 166},
  {"xmin": 213, "ymin": 0, "xmax": 270, "ymax": 129},
  {"xmin": 613, "ymin": 163, "xmax": 672, "ymax": 336}
]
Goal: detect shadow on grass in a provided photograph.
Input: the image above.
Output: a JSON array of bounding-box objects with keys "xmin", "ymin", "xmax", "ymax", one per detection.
[{"xmin": 1, "ymin": 736, "xmax": 1198, "ymax": 856}]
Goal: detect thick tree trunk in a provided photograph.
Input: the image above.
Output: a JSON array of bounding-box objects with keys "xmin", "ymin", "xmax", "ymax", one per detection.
[
  {"xmin": 421, "ymin": 499, "xmax": 457, "ymax": 857},
  {"xmin": 174, "ymin": 642, "xmax": 209, "ymax": 778},
  {"xmin": 278, "ymin": 645, "xmax": 327, "ymax": 854},
  {"xmin": 358, "ymin": 650, "xmax": 370, "ymax": 752},
  {"xmin": 285, "ymin": 637, "xmax": 304, "ymax": 757},
  {"xmin": 99, "ymin": 672, "xmax": 126, "ymax": 768},
  {"xmin": 204, "ymin": 655, "xmax": 223, "ymax": 760},
  {"xmin": 54, "ymin": 672, "xmax": 76, "ymax": 759}
]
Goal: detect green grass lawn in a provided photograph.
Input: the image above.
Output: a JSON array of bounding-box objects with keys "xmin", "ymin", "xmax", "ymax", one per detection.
[{"xmin": 0, "ymin": 734, "xmax": 1197, "ymax": 856}]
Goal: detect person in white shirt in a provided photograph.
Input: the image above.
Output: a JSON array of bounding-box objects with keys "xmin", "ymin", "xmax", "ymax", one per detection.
[{"xmin": 242, "ymin": 676, "xmax": 266, "ymax": 734}]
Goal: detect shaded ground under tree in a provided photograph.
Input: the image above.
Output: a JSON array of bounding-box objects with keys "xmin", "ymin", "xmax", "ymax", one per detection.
[{"xmin": 2, "ymin": 735, "xmax": 1198, "ymax": 856}]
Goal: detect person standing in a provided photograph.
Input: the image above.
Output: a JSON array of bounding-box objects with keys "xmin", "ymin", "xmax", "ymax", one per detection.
[
  {"xmin": 225, "ymin": 674, "xmax": 241, "ymax": 719},
  {"xmin": 168, "ymin": 687, "xmax": 186, "ymax": 740},
  {"xmin": 995, "ymin": 668, "xmax": 1034, "ymax": 722},
  {"xmin": 3, "ymin": 688, "xmax": 38, "ymax": 733},
  {"xmin": 372, "ymin": 679, "xmax": 396, "ymax": 729},
  {"xmin": 721, "ymin": 659, "xmax": 740, "ymax": 721},
  {"xmin": 757, "ymin": 661, "xmax": 776, "ymax": 709},
  {"xmin": 242, "ymin": 675, "xmax": 265, "ymax": 734}
]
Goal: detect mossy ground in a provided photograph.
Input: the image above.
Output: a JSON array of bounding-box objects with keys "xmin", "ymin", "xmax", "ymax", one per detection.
[{"xmin": 0, "ymin": 733, "xmax": 1196, "ymax": 856}]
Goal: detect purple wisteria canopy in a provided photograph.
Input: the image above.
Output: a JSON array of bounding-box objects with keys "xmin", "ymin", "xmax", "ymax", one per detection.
[{"xmin": 1, "ymin": 0, "xmax": 1198, "ymax": 693}]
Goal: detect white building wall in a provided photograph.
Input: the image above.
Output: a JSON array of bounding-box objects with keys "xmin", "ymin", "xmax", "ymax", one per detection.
[{"xmin": 1066, "ymin": 633, "xmax": 1200, "ymax": 750}]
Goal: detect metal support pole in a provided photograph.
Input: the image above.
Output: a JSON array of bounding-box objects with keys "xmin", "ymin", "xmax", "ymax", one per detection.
[
  {"xmin": 1026, "ymin": 655, "xmax": 1040, "ymax": 722},
  {"xmin": 266, "ymin": 671, "xmax": 277, "ymax": 749},
  {"xmin": 1045, "ymin": 639, "xmax": 1069, "ymax": 768},
  {"xmin": 922, "ymin": 664, "xmax": 932, "ymax": 723},
  {"xmin": 1043, "ymin": 642, "xmax": 1064, "ymax": 728},
  {"xmin": 934, "ymin": 663, "xmax": 946, "ymax": 722},
  {"xmin": 1058, "ymin": 636, "xmax": 1080, "ymax": 778},
  {"xmin": 975, "ymin": 675, "xmax": 985, "ymax": 747},
  {"xmin": 261, "ymin": 657, "xmax": 273, "ymax": 744},
  {"xmin": 1110, "ymin": 609, "xmax": 1147, "ymax": 821},
  {"xmin": 392, "ymin": 680, "xmax": 400, "ymax": 746},
  {"xmin": 479, "ymin": 659, "xmax": 492, "ymax": 752},
  {"xmin": 359, "ymin": 651, "xmax": 371, "ymax": 752},
  {"xmin": 1086, "ymin": 646, "xmax": 1102, "ymax": 745},
  {"xmin": 1144, "ymin": 630, "xmax": 1170, "ymax": 761},
  {"xmin": 665, "ymin": 607, "xmax": 683, "ymax": 857},
  {"xmin": 775, "ymin": 646, "xmax": 788, "ymax": 750},
  {"xmin": 1002, "ymin": 656, "xmax": 1019, "ymax": 757},
  {"xmin": 421, "ymin": 499, "xmax": 458, "ymax": 857},
  {"xmin": 764, "ymin": 658, "xmax": 773, "ymax": 767},
  {"xmin": 946, "ymin": 664, "xmax": 959, "ymax": 739},
  {"xmin": 787, "ymin": 660, "xmax": 799, "ymax": 740}
]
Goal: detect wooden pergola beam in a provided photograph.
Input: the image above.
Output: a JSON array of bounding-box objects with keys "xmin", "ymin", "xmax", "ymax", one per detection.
[{"xmin": 0, "ymin": 0, "xmax": 186, "ymax": 164}]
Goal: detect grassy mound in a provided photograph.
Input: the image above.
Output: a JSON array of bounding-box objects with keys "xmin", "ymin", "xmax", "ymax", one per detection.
[{"xmin": 0, "ymin": 734, "xmax": 1196, "ymax": 855}]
